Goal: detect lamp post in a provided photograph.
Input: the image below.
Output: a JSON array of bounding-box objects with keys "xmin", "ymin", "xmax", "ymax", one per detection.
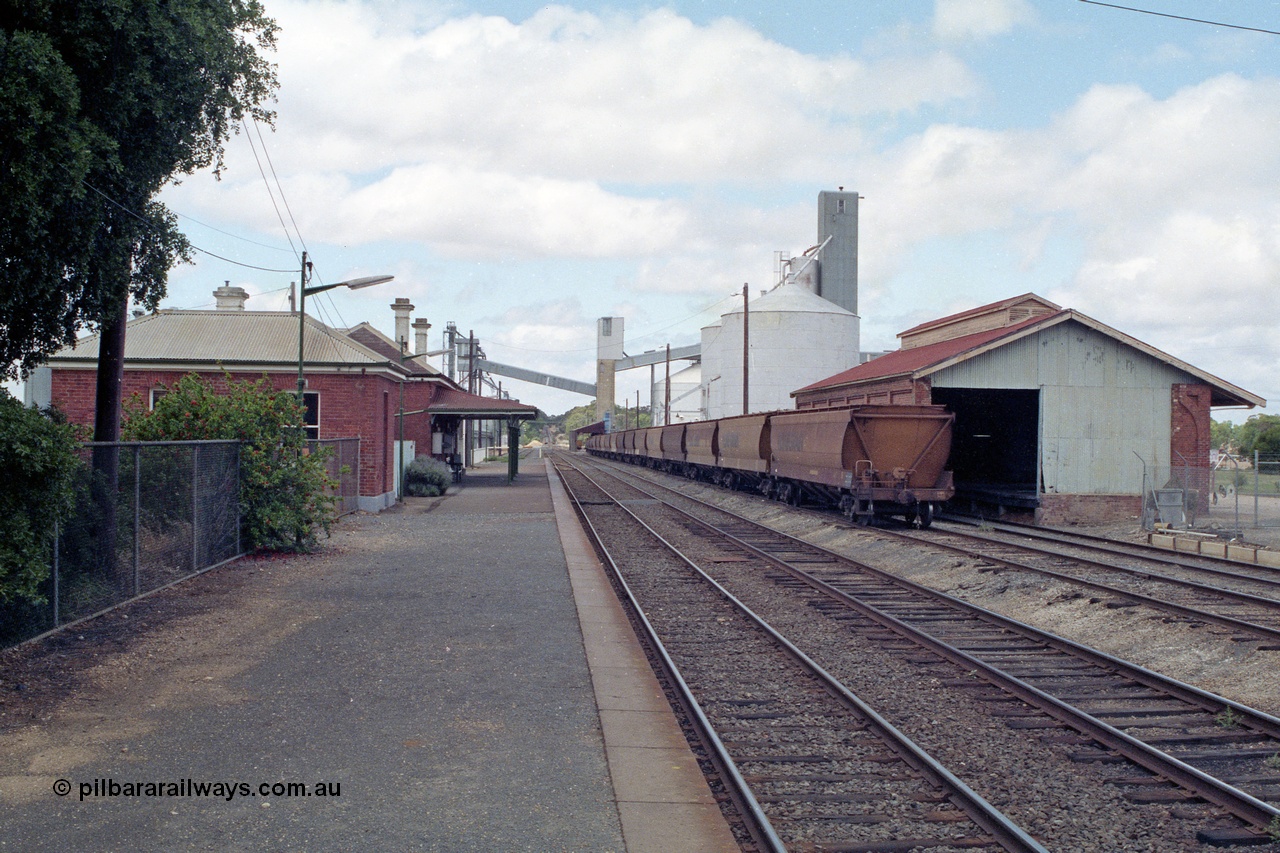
[{"xmin": 296, "ymin": 250, "xmax": 395, "ymax": 401}]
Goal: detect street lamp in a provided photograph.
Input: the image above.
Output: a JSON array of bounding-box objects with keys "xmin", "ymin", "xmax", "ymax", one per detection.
[{"xmin": 296, "ymin": 250, "xmax": 394, "ymax": 400}]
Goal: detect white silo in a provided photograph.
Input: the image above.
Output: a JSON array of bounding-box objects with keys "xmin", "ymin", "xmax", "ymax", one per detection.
[
  {"xmin": 717, "ymin": 282, "xmax": 860, "ymax": 415},
  {"xmin": 652, "ymin": 362, "xmax": 703, "ymax": 425},
  {"xmin": 700, "ymin": 319, "xmax": 724, "ymax": 419}
]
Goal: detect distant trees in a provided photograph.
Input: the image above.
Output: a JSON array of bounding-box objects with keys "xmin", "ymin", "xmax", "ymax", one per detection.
[
  {"xmin": 1213, "ymin": 415, "xmax": 1280, "ymax": 457},
  {"xmin": 1238, "ymin": 415, "xmax": 1280, "ymax": 457}
]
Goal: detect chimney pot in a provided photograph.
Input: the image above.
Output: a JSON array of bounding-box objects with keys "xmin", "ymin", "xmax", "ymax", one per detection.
[
  {"xmin": 214, "ymin": 285, "xmax": 249, "ymax": 311},
  {"xmin": 412, "ymin": 317, "xmax": 432, "ymax": 356},
  {"xmin": 391, "ymin": 298, "xmax": 415, "ymax": 351}
]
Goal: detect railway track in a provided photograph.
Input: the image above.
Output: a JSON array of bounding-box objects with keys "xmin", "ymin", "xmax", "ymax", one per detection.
[
  {"xmin": 875, "ymin": 521, "xmax": 1280, "ymax": 649},
  {"xmin": 554, "ymin": 454, "xmax": 1046, "ymax": 853},
  {"xmin": 558, "ymin": 451, "xmax": 1280, "ymax": 849}
]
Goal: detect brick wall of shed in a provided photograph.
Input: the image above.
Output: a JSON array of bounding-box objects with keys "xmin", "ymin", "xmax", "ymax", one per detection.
[
  {"xmin": 1171, "ymin": 383, "xmax": 1213, "ymax": 512},
  {"xmin": 1035, "ymin": 494, "xmax": 1142, "ymax": 526}
]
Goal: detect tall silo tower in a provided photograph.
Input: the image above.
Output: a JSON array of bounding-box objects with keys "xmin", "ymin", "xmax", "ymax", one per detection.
[
  {"xmin": 815, "ymin": 189, "xmax": 859, "ymax": 317},
  {"xmin": 596, "ymin": 317, "xmax": 624, "ymax": 425}
]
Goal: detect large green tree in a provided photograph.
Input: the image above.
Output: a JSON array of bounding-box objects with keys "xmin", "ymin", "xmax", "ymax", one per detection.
[
  {"xmin": 0, "ymin": 0, "xmax": 278, "ymax": 412},
  {"xmin": 1239, "ymin": 414, "xmax": 1280, "ymax": 457}
]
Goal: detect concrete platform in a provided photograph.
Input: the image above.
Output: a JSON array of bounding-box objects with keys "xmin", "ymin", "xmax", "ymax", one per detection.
[
  {"xmin": 544, "ymin": 458, "xmax": 739, "ymax": 853},
  {"xmin": 0, "ymin": 456, "xmax": 737, "ymax": 852}
]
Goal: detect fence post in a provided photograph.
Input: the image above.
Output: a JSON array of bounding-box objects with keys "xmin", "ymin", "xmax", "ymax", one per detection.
[
  {"xmin": 53, "ymin": 520, "xmax": 60, "ymax": 628},
  {"xmin": 193, "ymin": 443, "xmax": 200, "ymax": 571},
  {"xmin": 1255, "ymin": 450, "xmax": 1261, "ymax": 529},
  {"xmin": 236, "ymin": 442, "xmax": 242, "ymax": 556},
  {"xmin": 134, "ymin": 444, "xmax": 141, "ymax": 596}
]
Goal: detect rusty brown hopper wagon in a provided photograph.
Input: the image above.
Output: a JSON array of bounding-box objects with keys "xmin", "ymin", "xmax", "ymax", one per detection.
[
  {"xmin": 769, "ymin": 405, "xmax": 954, "ymax": 525},
  {"xmin": 659, "ymin": 424, "xmax": 686, "ymax": 464},
  {"xmin": 684, "ymin": 420, "xmax": 718, "ymax": 469}
]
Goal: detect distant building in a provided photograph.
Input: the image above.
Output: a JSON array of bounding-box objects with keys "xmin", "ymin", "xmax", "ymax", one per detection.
[
  {"xmin": 793, "ymin": 294, "xmax": 1265, "ymax": 524},
  {"xmin": 30, "ymin": 287, "xmax": 535, "ymax": 511}
]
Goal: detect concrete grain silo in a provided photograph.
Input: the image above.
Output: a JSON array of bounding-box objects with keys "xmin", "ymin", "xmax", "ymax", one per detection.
[
  {"xmin": 652, "ymin": 362, "xmax": 703, "ymax": 425},
  {"xmin": 715, "ymin": 282, "xmax": 860, "ymax": 416},
  {"xmin": 700, "ymin": 319, "xmax": 724, "ymax": 419}
]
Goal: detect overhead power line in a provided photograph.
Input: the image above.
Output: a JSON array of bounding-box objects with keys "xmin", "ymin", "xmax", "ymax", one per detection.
[
  {"xmin": 1078, "ymin": 1, "xmax": 1280, "ymax": 36},
  {"xmin": 75, "ymin": 177, "xmax": 296, "ymax": 273}
]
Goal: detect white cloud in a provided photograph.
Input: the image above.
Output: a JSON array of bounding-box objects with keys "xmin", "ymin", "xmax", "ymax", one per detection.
[
  {"xmin": 251, "ymin": 2, "xmax": 976, "ymax": 183},
  {"xmin": 854, "ymin": 72, "xmax": 1280, "ymax": 404},
  {"xmin": 933, "ymin": 0, "xmax": 1034, "ymax": 41}
]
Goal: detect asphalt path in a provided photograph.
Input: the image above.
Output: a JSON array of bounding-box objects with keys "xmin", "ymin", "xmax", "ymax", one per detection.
[{"xmin": 0, "ymin": 463, "xmax": 624, "ymax": 852}]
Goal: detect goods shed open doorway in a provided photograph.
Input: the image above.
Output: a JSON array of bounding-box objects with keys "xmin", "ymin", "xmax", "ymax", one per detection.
[{"xmin": 930, "ymin": 388, "xmax": 1039, "ymax": 512}]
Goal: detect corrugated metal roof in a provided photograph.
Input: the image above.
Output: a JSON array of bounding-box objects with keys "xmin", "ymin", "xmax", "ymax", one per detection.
[
  {"xmin": 345, "ymin": 324, "xmax": 447, "ymax": 378},
  {"xmin": 796, "ymin": 308, "xmax": 1266, "ymax": 409},
  {"xmin": 897, "ymin": 292, "xmax": 1058, "ymax": 338},
  {"xmin": 427, "ymin": 386, "xmax": 537, "ymax": 417},
  {"xmin": 796, "ymin": 312, "xmax": 1055, "ymax": 392},
  {"xmin": 49, "ymin": 310, "xmax": 391, "ymax": 367}
]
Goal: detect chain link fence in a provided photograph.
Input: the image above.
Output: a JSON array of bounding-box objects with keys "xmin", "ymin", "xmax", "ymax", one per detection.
[
  {"xmin": 310, "ymin": 437, "xmax": 360, "ymax": 516},
  {"xmin": 1, "ymin": 441, "xmax": 243, "ymax": 648},
  {"xmin": 1142, "ymin": 453, "xmax": 1280, "ymax": 531}
]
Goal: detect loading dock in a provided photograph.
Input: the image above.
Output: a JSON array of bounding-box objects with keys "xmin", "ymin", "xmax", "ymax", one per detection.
[{"xmin": 931, "ymin": 387, "xmax": 1039, "ymax": 512}]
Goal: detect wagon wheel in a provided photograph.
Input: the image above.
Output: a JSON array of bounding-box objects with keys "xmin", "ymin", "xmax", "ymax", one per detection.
[{"xmin": 913, "ymin": 502, "xmax": 934, "ymax": 529}]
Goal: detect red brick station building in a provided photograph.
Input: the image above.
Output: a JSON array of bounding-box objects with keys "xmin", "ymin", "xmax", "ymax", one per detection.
[{"xmin": 28, "ymin": 286, "xmax": 536, "ymax": 512}]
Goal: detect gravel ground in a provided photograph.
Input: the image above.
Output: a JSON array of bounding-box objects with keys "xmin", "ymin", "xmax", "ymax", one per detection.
[
  {"xmin": 643, "ymin": 474, "xmax": 1280, "ymax": 721},
  {"xmin": 593, "ymin": 462, "xmax": 1280, "ymax": 851}
]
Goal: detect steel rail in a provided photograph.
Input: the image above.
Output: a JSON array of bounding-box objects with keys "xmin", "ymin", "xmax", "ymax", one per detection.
[
  {"xmin": 580, "ymin": 455, "xmax": 1280, "ymax": 834},
  {"xmin": 939, "ymin": 514, "xmax": 1280, "ymax": 588},
  {"xmin": 878, "ymin": 523, "xmax": 1280, "ymax": 644},
  {"xmin": 558, "ymin": 454, "xmax": 1049, "ymax": 853},
  {"xmin": 552, "ymin": 460, "xmax": 787, "ymax": 853}
]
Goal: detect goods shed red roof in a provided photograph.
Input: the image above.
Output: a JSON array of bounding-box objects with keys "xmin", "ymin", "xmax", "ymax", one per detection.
[{"xmin": 797, "ymin": 312, "xmax": 1058, "ymax": 393}]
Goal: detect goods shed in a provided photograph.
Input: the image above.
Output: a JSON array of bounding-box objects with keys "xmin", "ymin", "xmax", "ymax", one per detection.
[{"xmin": 793, "ymin": 294, "xmax": 1264, "ymax": 524}]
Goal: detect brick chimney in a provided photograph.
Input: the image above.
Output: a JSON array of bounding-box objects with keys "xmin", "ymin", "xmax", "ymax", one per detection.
[
  {"xmin": 214, "ymin": 283, "xmax": 249, "ymax": 311},
  {"xmin": 413, "ymin": 317, "xmax": 432, "ymax": 357},
  {"xmin": 391, "ymin": 298, "xmax": 414, "ymax": 353}
]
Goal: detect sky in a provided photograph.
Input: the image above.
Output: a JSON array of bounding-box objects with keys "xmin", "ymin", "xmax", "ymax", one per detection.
[{"xmin": 142, "ymin": 0, "xmax": 1280, "ymax": 419}]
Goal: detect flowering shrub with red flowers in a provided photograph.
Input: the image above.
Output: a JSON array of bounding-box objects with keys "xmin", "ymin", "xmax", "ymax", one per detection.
[{"xmin": 123, "ymin": 373, "xmax": 336, "ymax": 551}]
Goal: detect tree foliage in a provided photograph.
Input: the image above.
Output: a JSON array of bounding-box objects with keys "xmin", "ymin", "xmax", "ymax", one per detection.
[
  {"xmin": 0, "ymin": 0, "xmax": 278, "ymax": 379},
  {"xmin": 0, "ymin": 390, "xmax": 80, "ymax": 605},
  {"xmin": 1210, "ymin": 419, "xmax": 1237, "ymax": 452},
  {"xmin": 1236, "ymin": 415, "xmax": 1280, "ymax": 457},
  {"xmin": 122, "ymin": 374, "xmax": 336, "ymax": 552}
]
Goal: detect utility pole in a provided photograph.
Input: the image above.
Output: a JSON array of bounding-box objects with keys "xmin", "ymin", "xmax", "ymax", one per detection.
[
  {"xmin": 664, "ymin": 344, "xmax": 671, "ymax": 425},
  {"xmin": 742, "ymin": 284, "xmax": 750, "ymax": 415}
]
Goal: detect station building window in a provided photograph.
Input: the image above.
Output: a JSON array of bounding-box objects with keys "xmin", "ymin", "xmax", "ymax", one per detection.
[{"xmin": 302, "ymin": 391, "xmax": 320, "ymax": 440}]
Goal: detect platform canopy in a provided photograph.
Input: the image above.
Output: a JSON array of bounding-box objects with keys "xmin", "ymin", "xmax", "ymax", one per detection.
[{"xmin": 426, "ymin": 386, "xmax": 538, "ymax": 420}]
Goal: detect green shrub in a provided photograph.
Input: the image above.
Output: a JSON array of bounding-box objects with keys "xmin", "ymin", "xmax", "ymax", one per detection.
[
  {"xmin": 123, "ymin": 373, "xmax": 336, "ymax": 551},
  {"xmin": 0, "ymin": 391, "xmax": 79, "ymax": 605},
  {"xmin": 404, "ymin": 456, "xmax": 450, "ymax": 497}
]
